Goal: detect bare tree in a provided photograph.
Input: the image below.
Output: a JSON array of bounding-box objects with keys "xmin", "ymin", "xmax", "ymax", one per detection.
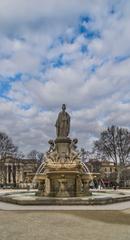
[
  {"xmin": 0, "ymin": 132, "xmax": 18, "ymax": 158},
  {"xmin": 93, "ymin": 126, "xmax": 130, "ymax": 185},
  {"xmin": 0, "ymin": 132, "xmax": 18, "ymax": 184},
  {"xmin": 80, "ymin": 148, "xmax": 95, "ymax": 162},
  {"xmin": 94, "ymin": 126, "xmax": 130, "ymax": 166},
  {"xmin": 27, "ymin": 150, "xmax": 44, "ymax": 163},
  {"xmin": 116, "ymin": 127, "xmax": 130, "ymax": 166}
]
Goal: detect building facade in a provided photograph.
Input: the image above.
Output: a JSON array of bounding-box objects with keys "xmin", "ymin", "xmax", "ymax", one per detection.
[
  {"xmin": 86, "ymin": 159, "xmax": 116, "ymax": 187},
  {"xmin": 0, "ymin": 156, "xmax": 39, "ymax": 188}
]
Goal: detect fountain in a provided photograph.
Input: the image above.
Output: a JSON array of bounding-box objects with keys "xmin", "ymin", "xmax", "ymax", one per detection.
[
  {"xmin": 1, "ymin": 105, "xmax": 130, "ymax": 205},
  {"xmin": 34, "ymin": 104, "xmax": 92, "ymax": 197}
]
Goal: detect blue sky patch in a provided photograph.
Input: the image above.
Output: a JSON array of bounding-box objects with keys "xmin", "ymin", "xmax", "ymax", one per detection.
[
  {"xmin": 19, "ymin": 103, "xmax": 32, "ymax": 111},
  {"xmin": 49, "ymin": 33, "xmax": 77, "ymax": 50},
  {"xmin": 84, "ymin": 29, "xmax": 101, "ymax": 40},
  {"xmin": 80, "ymin": 15, "xmax": 92, "ymax": 23},
  {"xmin": 51, "ymin": 54, "xmax": 70, "ymax": 68},
  {"xmin": 0, "ymin": 80, "xmax": 11, "ymax": 97},
  {"xmin": 80, "ymin": 45, "xmax": 88, "ymax": 54},
  {"xmin": 78, "ymin": 24, "xmax": 100, "ymax": 40},
  {"xmin": 114, "ymin": 55, "xmax": 130, "ymax": 63},
  {"xmin": 52, "ymin": 54, "xmax": 64, "ymax": 68},
  {"xmin": 50, "ymin": 36, "xmax": 65, "ymax": 49},
  {"xmin": 42, "ymin": 53, "xmax": 72, "ymax": 70},
  {"xmin": 90, "ymin": 64, "xmax": 98, "ymax": 73},
  {"xmin": 78, "ymin": 15, "xmax": 101, "ymax": 40},
  {"xmin": 9, "ymin": 73, "xmax": 23, "ymax": 81}
]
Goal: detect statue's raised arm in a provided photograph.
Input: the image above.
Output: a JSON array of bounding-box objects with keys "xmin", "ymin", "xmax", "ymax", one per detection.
[{"xmin": 55, "ymin": 104, "xmax": 70, "ymax": 138}]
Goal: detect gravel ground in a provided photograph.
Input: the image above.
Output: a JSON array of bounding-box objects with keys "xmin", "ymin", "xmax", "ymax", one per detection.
[{"xmin": 0, "ymin": 210, "xmax": 130, "ymax": 240}]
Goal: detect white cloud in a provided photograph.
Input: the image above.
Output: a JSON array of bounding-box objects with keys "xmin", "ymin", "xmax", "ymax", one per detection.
[{"xmin": 0, "ymin": 0, "xmax": 130, "ymax": 154}]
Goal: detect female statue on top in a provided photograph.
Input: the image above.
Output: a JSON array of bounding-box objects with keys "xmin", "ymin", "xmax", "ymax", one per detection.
[{"xmin": 55, "ymin": 104, "xmax": 70, "ymax": 138}]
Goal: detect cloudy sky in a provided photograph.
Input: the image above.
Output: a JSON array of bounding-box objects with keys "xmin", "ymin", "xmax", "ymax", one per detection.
[{"xmin": 0, "ymin": 0, "xmax": 130, "ymax": 155}]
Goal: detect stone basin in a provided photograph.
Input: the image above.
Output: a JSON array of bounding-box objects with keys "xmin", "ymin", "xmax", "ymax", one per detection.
[{"xmin": 1, "ymin": 189, "xmax": 130, "ymax": 205}]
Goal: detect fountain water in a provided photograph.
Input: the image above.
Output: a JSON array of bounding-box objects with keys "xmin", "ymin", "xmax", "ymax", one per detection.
[{"xmin": 31, "ymin": 161, "xmax": 46, "ymax": 188}]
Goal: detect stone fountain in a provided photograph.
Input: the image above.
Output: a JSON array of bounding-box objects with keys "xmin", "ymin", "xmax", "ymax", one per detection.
[
  {"xmin": 1, "ymin": 105, "xmax": 130, "ymax": 205},
  {"xmin": 0, "ymin": 104, "xmax": 130, "ymax": 205},
  {"xmin": 35, "ymin": 104, "xmax": 92, "ymax": 197}
]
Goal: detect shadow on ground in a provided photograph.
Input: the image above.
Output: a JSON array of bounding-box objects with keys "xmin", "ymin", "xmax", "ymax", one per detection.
[{"xmin": 65, "ymin": 210, "xmax": 130, "ymax": 225}]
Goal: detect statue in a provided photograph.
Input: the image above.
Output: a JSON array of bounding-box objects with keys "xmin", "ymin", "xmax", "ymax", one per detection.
[
  {"xmin": 48, "ymin": 140, "xmax": 55, "ymax": 153},
  {"xmin": 55, "ymin": 104, "xmax": 70, "ymax": 138}
]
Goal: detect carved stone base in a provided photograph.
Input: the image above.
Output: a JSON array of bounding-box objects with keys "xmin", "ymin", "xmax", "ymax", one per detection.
[
  {"xmin": 36, "ymin": 170, "xmax": 91, "ymax": 197},
  {"xmin": 55, "ymin": 137, "xmax": 71, "ymax": 156}
]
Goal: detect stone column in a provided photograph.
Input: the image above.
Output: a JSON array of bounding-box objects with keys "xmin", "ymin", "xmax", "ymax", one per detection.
[
  {"xmin": 10, "ymin": 164, "xmax": 14, "ymax": 184},
  {"xmin": 16, "ymin": 164, "xmax": 19, "ymax": 184},
  {"xmin": 6, "ymin": 164, "xmax": 9, "ymax": 184},
  {"xmin": 19, "ymin": 164, "xmax": 23, "ymax": 182},
  {"xmin": 82, "ymin": 179, "xmax": 91, "ymax": 196},
  {"xmin": 13, "ymin": 164, "xmax": 16, "ymax": 185},
  {"xmin": 45, "ymin": 177, "xmax": 51, "ymax": 196},
  {"xmin": 76, "ymin": 175, "xmax": 82, "ymax": 196}
]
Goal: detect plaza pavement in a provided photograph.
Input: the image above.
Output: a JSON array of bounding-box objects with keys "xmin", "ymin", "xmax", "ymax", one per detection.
[
  {"xmin": 0, "ymin": 209, "xmax": 130, "ymax": 240},
  {"xmin": 0, "ymin": 189, "xmax": 130, "ymax": 240}
]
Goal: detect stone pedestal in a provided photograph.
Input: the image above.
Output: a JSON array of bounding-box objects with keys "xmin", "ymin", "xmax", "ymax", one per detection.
[{"xmin": 55, "ymin": 137, "xmax": 71, "ymax": 156}]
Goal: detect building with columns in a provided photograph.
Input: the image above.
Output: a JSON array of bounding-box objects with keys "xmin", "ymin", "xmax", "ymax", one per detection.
[{"xmin": 0, "ymin": 156, "xmax": 39, "ymax": 187}]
